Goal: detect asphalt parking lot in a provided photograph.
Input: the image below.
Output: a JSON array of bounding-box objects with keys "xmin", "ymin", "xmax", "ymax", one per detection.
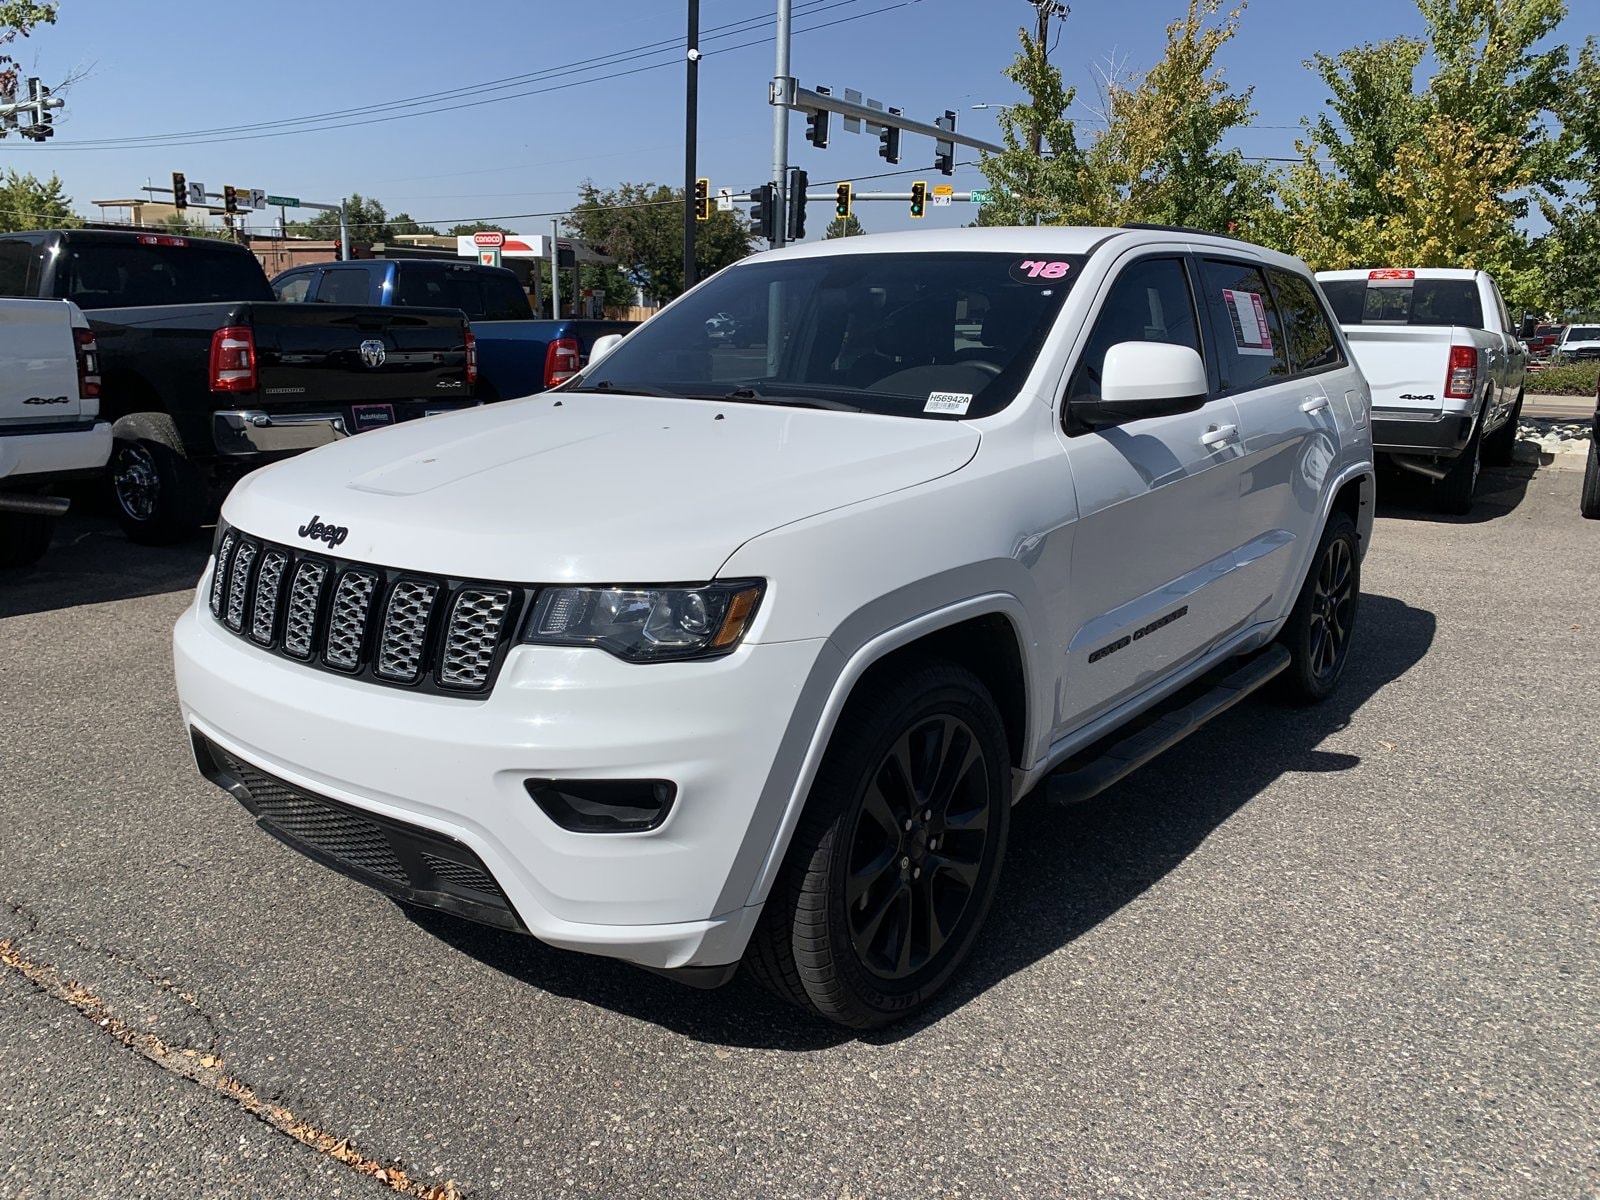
[{"xmin": 1, "ymin": 462, "xmax": 1595, "ymax": 1200}]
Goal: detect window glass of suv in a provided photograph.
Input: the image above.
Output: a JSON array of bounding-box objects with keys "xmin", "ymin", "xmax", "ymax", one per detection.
[
  {"xmin": 573, "ymin": 252, "xmax": 1082, "ymax": 419},
  {"xmin": 1198, "ymin": 259, "xmax": 1290, "ymax": 390},
  {"xmin": 1065, "ymin": 257, "xmax": 1204, "ymax": 407},
  {"xmin": 1266, "ymin": 268, "xmax": 1343, "ymax": 374},
  {"xmin": 316, "ymin": 269, "xmax": 372, "ymax": 305},
  {"xmin": 62, "ymin": 241, "xmax": 274, "ymax": 309}
]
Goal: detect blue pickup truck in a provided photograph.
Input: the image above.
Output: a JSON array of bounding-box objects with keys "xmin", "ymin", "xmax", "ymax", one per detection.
[{"xmin": 269, "ymin": 260, "xmax": 636, "ymax": 401}]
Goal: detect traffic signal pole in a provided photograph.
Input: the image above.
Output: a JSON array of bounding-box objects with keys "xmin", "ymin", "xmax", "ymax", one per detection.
[
  {"xmin": 770, "ymin": 0, "xmax": 792, "ymax": 249},
  {"xmin": 683, "ymin": 0, "xmax": 700, "ymax": 290}
]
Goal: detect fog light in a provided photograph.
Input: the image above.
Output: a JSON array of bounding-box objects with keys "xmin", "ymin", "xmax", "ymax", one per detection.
[{"xmin": 525, "ymin": 778, "xmax": 676, "ymax": 833}]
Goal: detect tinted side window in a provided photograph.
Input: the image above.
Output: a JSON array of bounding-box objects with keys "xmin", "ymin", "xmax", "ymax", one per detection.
[
  {"xmin": 394, "ymin": 267, "xmax": 480, "ymax": 317},
  {"xmin": 1198, "ymin": 259, "xmax": 1289, "ymax": 391},
  {"xmin": 0, "ymin": 238, "xmax": 31, "ymax": 295},
  {"xmin": 1267, "ymin": 268, "xmax": 1343, "ymax": 374},
  {"xmin": 272, "ymin": 271, "xmax": 313, "ymax": 303},
  {"xmin": 317, "ymin": 269, "xmax": 372, "ymax": 305},
  {"xmin": 1066, "ymin": 257, "xmax": 1203, "ymax": 407},
  {"xmin": 480, "ymin": 273, "xmax": 531, "ymax": 321}
]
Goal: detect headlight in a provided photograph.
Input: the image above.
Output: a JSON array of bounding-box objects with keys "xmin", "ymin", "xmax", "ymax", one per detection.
[{"xmin": 522, "ymin": 581, "xmax": 764, "ymax": 662}]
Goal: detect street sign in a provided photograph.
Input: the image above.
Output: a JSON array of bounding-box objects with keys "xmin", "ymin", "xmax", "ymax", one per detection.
[
  {"xmin": 473, "ymin": 230, "xmax": 506, "ymax": 247},
  {"xmin": 266, "ymin": 194, "xmax": 300, "ymax": 208},
  {"xmin": 716, "ymin": 186, "xmax": 734, "ymax": 213},
  {"xmin": 932, "ymin": 184, "xmax": 954, "ymax": 208},
  {"xmin": 248, "ymin": 189, "xmax": 267, "ymax": 210},
  {"xmin": 970, "ymin": 188, "xmax": 992, "ymax": 205},
  {"xmin": 187, "ymin": 181, "xmax": 207, "ymax": 206}
]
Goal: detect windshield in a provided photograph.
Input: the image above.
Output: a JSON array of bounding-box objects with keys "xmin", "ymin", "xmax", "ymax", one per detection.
[
  {"xmin": 1321, "ymin": 278, "xmax": 1484, "ymax": 329},
  {"xmin": 1564, "ymin": 326, "xmax": 1600, "ymax": 340},
  {"xmin": 573, "ymin": 251, "xmax": 1083, "ymax": 419},
  {"xmin": 62, "ymin": 241, "xmax": 273, "ymax": 309}
]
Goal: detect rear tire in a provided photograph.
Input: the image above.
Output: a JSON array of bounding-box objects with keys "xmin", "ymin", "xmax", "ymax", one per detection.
[
  {"xmin": 1581, "ymin": 438, "xmax": 1600, "ymax": 520},
  {"xmin": 745, "ymin": 661, "xmax": 1011, "ymax": 1029},
  {"xmin": 1481, "ymin": 393, "xmax": 1522, "ymax": 468},
  {"xmin": 1434, "ymin": 413, "xmax": 1483, "ymax": 515},
  {"xmin": 0, "ymin": 510, "xmax": 56, "ymax": 569},
  {"xmin": 1278, "ymin": 511, "xmax": 1360, "ymax": 704},
  {"xmin": 110, "ymin": 413, "xmax": 206, "ymax": 545}
]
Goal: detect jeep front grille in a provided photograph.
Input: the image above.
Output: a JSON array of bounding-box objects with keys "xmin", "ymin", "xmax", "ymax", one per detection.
[{"xmin": 208, "ymin": 525, "xmax": 526, "ymax": 698}]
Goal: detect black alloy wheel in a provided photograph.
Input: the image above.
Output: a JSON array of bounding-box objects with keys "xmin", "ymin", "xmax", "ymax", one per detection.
[
  {"xmin": 746, "ymin": 661, "xmax": 1011, "ymax": 1028},
  {"xmin": 1306, "ymin": 533, "xmax": 1356, "ymax": 684},
  {"xmin": 1279, "ymin": 510, "xmax": 1361, "ymax": 704},
  {"xmin": 845, "ymin": 715, "xmax": 993, "ymax": 981},
  {"xmin": 111, "ymin": 440, "xmax": 160, "ymax": 524}
]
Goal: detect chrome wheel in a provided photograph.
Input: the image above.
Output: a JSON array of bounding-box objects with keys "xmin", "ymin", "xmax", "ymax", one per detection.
[
  {"xmin": 846, "ymin": 715, "xmax": 993, "ymax": 981},
  {"xmin": 1307, "ymin": 535, "xmax": 1355, "ymax": 681},
  {"xmin": 112, "ymin": 442, "xmax": 159, "ymax": 523}
]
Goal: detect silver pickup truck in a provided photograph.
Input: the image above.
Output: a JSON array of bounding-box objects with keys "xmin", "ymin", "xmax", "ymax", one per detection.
[
  {"xmin": 0, "ymin": 297, "xmax": 111, "ymax": 567},
  {"xmin": 1316, "ymin": 268, "xmax": 1531, "ymax": 514}
]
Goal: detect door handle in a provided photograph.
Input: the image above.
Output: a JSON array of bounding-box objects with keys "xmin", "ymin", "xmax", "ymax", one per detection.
[
  {"xmin": 1299, "ymin": 395, "xmax": 1330, "ymax": 414},
  {"xmin": 1200, "ymin": 424, "xmax": 1238, "ymax": 448}
]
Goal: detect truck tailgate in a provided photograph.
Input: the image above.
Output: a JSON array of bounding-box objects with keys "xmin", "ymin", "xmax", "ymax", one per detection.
[
  {"xmin": 1340, "ymin": 325, "xmax": 1464, "ymax": 416},
  {"xmin": 0, "ymin": 299, "xmax": 84, "ymax": 428},
  {"xmin": 247, "ymin": 303, "xmax": 471, "ymax": 412}
]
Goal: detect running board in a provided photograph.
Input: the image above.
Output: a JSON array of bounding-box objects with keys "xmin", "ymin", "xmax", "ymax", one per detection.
[{"xmin": 1046, "ymin": 644, "xmax": 1291, "ymax": 807}]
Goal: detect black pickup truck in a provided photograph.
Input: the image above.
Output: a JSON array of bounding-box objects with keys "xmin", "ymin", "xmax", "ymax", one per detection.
[{"xmin": 0, "ymin": 229, "xmax": 475, "ymax": 543}]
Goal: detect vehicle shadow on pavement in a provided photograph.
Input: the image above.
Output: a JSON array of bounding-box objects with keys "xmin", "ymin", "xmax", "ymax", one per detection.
[
  {"xmin": 1375, "ymin": 461, "xmax": 1537, "ymax": 524},
  {"xmin": 410, "ymin": 592, "xmax": 1437, "ymax": 1049},
  {"xmin": 0, "ymin": 514, "xmax": 210, "ymax": 620}
]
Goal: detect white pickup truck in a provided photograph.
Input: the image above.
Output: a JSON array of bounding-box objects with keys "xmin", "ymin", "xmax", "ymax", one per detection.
[
  {"xmin": 1316, "ymin": 268, "xmax": 1531, "ymax": 514},
  {"xmin": 0, "ymin": 298, "xmax": 110, "ymax": 567}
]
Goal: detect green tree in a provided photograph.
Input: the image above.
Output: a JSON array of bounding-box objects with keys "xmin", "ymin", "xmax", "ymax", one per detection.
[
  {"xmin": 0, "ymin": 1, "xmax": 55, "ymax": 95},
  {"xmin": 824, "ymin": 213, "xmax": 865, "ymax": 239},
  {"xmin": 286, "ymin": 193, "xmax": 437, "ymax": 243},
  {"xmin": 447, "ymin": 222, "xmax": 512, "ymax": 237},
  {"xmin": 565, "ymin": 181, "xmax": 753, "ymax": 304},
  {"xmin": 1541, "ymin": 36, "xmax": 1600, "ymax": 312},
  {"xmin": 0, "ymin": 169, "xmax": 75, "ymax": 232}
]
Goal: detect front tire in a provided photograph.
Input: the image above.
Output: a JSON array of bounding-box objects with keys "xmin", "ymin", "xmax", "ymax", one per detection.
[
  {"xmin": 1581, "ymin": 438, "xmax": 1600, "ymax": 520},
  {"xmin": 746, "ymin": 661, "xmax": 1011, "ymax": 1029},
  {"xmin": 110, "ymin": 413, "xmax": 206, "ymax": 545},
  {"xmin": 1278, "ymin": 510, "xmax": 1361, "ymax": 704}
]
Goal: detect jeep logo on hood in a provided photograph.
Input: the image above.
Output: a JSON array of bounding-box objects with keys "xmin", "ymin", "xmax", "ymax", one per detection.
[{"xmin": 297, "ymin": 515, "xmax": 349, "ymax": 548}]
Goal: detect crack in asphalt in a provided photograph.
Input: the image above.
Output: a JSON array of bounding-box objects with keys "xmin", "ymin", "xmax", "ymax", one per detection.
[{"xmin": 0, "ymin": 934, "xmax": 465, "ymax": 1200}]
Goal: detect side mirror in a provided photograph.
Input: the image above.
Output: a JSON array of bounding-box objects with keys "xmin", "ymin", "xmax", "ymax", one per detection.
[
  {"xmin": 589, "ymin": 332, "xmax": 626, "ymax": 363},
  {"xmin": 1518, "ymin": 313, "xmax": 1539, "ymax": 340},
  {"xmin": 1072, "ymin": 342, "xmax": 1209, "ymax": 428}
]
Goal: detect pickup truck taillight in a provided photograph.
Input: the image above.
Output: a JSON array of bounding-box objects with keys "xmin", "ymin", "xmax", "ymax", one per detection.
[
  {"xmin": 545, "ymin": 337, "xmax": 580, "ymax": 388},
  {"xmin": 74, "ymin": 327, "xmax": 100, "ymax": 400},
  {"xmin": 1445, "ymin": 345, "xmax": 1478, "ymax": 400},
  {"xmin": 465, "ymin": 327, "xmax": 478, "ymax": 388},
  {"xmin": 210, "ymin": 325, "xmax": 257, "ymax": 393}
]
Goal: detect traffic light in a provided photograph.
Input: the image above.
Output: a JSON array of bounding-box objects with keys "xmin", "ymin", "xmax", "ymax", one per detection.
[
  {"xmin": 172, "ymin": 172, "xmax": 188, "ymax": 211},
  {"xmin": 694, "ymin": 177, "xmax": 711, "ymax": 222},
  {"xmin": 22, "ymin": 78, "xmax": 53, "ymax": 141},
  {"xmin": 834, "ymin": 182, "xmax": 852, "ymax": 220},
  {"xmin": 935, "ymin": 110, "xmax": 956, "ymax": 176},
  {"xmin": 749, "ymin": 183, "xmax": 776, "ymax": 242},
  {"xmin": 223, "ymin": 185, "xmax": 238, "ymax": 215},
  {"xmin": 909, "ymin": 181, "xmax": 927, "ymax": 219},
  {"xmin": 805, "ymin": 107, "xmax": 830, "ymax": 149},
  {"xmin": 878, "ymin": 107, "xmax": 902, "ymax": 164},
  {"xmin": 787, "ymin": 169, "xmax": 808, "ymax": 241}
]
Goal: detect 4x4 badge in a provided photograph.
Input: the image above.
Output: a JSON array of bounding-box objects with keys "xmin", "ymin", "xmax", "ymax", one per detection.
[
  {"xmin": 359, "ymin": 339, "xmax": 386, "ymax": 368},
  {"xmin": 297, "ymin": 515, "xmax": 349, "ymax": 548}
]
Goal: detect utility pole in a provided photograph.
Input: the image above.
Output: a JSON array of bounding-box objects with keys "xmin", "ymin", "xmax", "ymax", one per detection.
[
  {"xmin": 683, "ymin": 0, "xmax": 700, "ymax": 290},
  {"xmin": 770, "ymin": 0, "xmax": 792, "ymax": 249},
  {"xmin": 1029, "ymin": 1, "xmax": 1067, "ymax": 157}
]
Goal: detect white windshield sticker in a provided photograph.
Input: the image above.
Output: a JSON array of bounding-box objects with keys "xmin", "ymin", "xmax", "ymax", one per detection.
[
  {"xmin": 925, "ymin": 392, "xmax": 973, "ymax": 415},
  {"xmin": 1223, "ymin": 288, "xmax": 1275, "ymax": 356}
]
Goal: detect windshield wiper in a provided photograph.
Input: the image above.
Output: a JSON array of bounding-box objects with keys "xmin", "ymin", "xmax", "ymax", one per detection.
[
  {"xmin": 718, "ymin": 386, "xmax": 862, "ymax": 413},
  {"xmin": 565, "ymin": 380, "xmax": 683, "ymax": 398}
]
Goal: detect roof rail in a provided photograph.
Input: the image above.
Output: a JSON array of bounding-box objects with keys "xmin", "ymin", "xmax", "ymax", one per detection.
[{"xmin": 1121, "ymin": 222, "xmax": 1241, "ymax": 239}]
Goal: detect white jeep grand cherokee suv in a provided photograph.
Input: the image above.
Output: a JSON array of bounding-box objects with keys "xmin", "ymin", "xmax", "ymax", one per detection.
[{"xmin": 175, "ymin": 227, "xmax": 1375, "ymax": 1028}]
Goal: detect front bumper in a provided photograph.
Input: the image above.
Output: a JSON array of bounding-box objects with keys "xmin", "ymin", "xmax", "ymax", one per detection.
[
  {"xmin": 173, "ymin": 588, "xmax": 825, "ymax": 970},
  {"xmin": 1370, "ymin": 407, "xmax": 1475, "ymax": 457}
]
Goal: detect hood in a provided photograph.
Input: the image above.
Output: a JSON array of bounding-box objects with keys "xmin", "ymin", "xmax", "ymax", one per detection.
[{"xmin": 223, "ymin": 392, "xmax": 980, "ymax": 581}]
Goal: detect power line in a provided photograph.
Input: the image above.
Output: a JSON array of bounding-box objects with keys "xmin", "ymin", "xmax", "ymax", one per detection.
[{"xmin": 10, "ymin": 0, "xmax": 917, "ymax": 152}]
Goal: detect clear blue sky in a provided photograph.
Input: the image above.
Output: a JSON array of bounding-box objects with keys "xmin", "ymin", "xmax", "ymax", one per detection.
[{"xmin": 9, "ymin": 0, "xmax": 1597, "ymax": 237}]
